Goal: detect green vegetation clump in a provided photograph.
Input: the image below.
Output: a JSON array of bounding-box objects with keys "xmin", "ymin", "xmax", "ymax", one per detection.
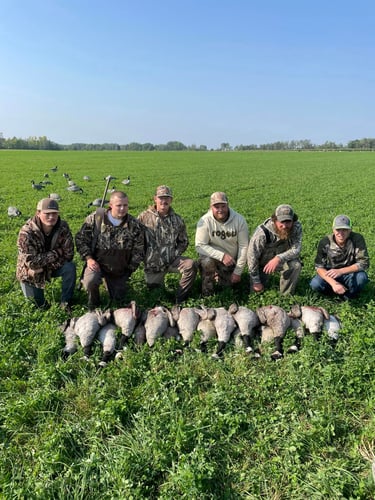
[{"xmin": 0, "ymin": 150, "xmax": 375, "ymax": 498}]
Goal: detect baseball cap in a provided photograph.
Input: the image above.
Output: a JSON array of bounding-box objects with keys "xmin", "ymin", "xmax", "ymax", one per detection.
[
  {"xmin": 275, "ymin": 204, "xmax": 294, "ymax": 222},
  {"xmin": 155, "ymin": 185, "xmax": 173, "ymax": 197},
  {"xmin": 333, "ymin": 214, "xmax": 352, "ymax": 230},
  {"xmin": 210, "ymin": 192, "xmax": 228, "ymax": 205},
  {"xmin": 37, "ymin": 198, "xmax": 59, "ymax": 213}
]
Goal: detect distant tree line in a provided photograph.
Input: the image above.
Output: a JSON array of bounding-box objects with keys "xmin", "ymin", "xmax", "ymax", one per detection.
[{"xmin": 1, "ymin": 133, "xmax": 375, "ymax": 151}]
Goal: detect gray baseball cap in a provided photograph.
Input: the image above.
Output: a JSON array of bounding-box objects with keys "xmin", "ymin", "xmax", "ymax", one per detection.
[
  {"xmin": 275, "ymin": 204, "xmax": 294, "ymax": 222},
  {"xmin": 37, "ymin": 198, "xmax": 59, "ymax": 212},
  {"xmin": 333, "ymin": 214, "xmax": 351, "ymax": 230}
]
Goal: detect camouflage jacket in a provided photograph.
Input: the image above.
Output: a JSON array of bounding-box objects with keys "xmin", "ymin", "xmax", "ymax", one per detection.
[
  {"xmin": 138, "ymin": 206, "xmax": 189, "ymax": 273},
  {"xmin": 247, "ymin": 217, "xmax": 303, "ymax": 284},
  {"xmin": 314, "ymin": 232, "xmax": 369, "ymax": 272},
  {"xmin": 75, "ymin": 210, "xmax": 145, "ymax": 277},
  {"xmin": 16, "ymin": 215, "xmax": 74, "ymax": 288}
]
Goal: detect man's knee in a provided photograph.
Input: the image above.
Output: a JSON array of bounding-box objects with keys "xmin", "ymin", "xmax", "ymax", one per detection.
[
  {"xmin": 180, "ymin": 258, "xmax": 198, "ymax": 276},
  {"xmin": 288, "ymin": 259, "xmax": 302, "ymax": 273},
  {"xmin": 61, "ymin": 261, "xmax": 77, "ymax": 280},
  {"xmin": 310, "ymin": 275, "xmax": 327, "ymax": 293},
  {"xmin": 199, "ymin": 257, "xmax": 217, "ymax": 274},
  {"xmin": 145, "ymin": 272, "xmax": 164, "ymax": 286},
  {"xmin": 82, "ymin": 269, "xmax": 102, "ymax": 291},
  {"xmin": 352, "ymin": 271, "xmax": 369, "ymax": 293}
]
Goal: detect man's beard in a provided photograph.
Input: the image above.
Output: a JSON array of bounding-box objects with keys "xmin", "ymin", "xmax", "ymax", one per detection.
[{"xmin": 275, "ymin": 226, "xmax": 291, "ymax": 240}]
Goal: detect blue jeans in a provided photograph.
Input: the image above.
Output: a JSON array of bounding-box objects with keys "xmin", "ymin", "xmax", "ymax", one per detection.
[
  {"xmin": 20, "ymin": 261, "xmax": 76, "ymax": 307},
  {"xmin": 310, "ymin": 271, "xmax": 369, "ymax": 298}
]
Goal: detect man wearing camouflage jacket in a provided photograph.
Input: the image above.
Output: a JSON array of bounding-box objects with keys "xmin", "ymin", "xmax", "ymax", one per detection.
[
  {"xmin": 310, "ymin": 214, "xmax": 369, "ymax": 300},
  {"xmin": 16, "ymin": 198, "xmax": 76, "ymax": 309},
  {"xmin": 76, "ymin": 191, "xmax": 144, "ymax": 309},
  {"xmin": 247, "ymin": 204, "xmax": 302, "ymax": 295},
  {"xmin": 138, "ymin": 185, "xmax": 197, "ymax": 303}
]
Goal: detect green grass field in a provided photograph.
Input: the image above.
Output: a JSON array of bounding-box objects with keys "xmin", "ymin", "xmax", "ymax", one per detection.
[{"xmin": 1, "ymin": 150, "xmax": 375, "ymax": 498}]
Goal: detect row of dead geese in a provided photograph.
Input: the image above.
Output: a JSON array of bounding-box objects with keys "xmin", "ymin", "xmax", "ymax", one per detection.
[{"xmin": 60, "ymin": 302, "xmax": 341, "ymax": 368}]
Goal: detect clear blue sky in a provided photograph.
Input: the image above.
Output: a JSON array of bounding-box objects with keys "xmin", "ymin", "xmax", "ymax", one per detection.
[{"xmin": 1, "ymin": 0, "xmax": 374, "ymax": 148}]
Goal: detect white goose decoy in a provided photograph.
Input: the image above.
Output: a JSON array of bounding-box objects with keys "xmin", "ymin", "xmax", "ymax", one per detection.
[
  {"xmin": 67, "ymin": 184, "xmax": 83, "ymax": 193},
  {"xmin": 8, "ymin": 206, "xmax": 22, "ymax": 217},
  {"xmin": 49, "ymin": 193, "xmax": 62, "ymax": 201},
  {"xmin": 122, "ymin": 176, "xmax": 130, "ymax": 185}
]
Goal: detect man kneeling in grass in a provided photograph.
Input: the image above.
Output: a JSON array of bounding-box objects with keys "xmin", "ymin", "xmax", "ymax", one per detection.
[
  {"xmin": 16, "ymin": 198, "xmax": 76, "ymax": 310},
  {"xmin": 310, "ymin": 214, "xmax": 369, "ymax": 300}
]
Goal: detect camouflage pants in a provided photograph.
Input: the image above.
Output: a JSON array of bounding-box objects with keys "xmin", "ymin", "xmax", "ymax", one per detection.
[
  {"xmin": 144, "ymin": 256, "xmax": 197, "ymax": 302},
  {"xmin": 81, "ymin": 266, "xmax": 129, "ymax": 308},
  {"xmin": 251, "ymin": 258, "xmax": 302, "ymax": 295},
  {"xmin": 198, "ymin": 256, "xmax": 235, "ymax": 296}
]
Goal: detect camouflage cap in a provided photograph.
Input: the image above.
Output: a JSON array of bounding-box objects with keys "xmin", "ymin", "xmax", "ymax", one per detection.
[
  {"xmin": 275, "ymin": 204, "xmax": 294, "ymax": 222},
  {"xmin": 155, "ymin": 185, "xmax": 173, "ymax": 197},
  {"xmin": 210, "ymin": 192, "xmax": 228, "ymax": 205},
  {"xmin": 37, "ymin": 198, "xmax": 59, "ymax": 213},
  {"xmin": 333, "ymin": 214, "xmax": 351, "ymax": 230}
]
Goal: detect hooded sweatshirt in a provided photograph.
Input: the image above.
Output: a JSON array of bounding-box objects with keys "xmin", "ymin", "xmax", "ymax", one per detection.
[{"xmin": 195, "ymin": 208, "xmax": 249, "ymax": 276}]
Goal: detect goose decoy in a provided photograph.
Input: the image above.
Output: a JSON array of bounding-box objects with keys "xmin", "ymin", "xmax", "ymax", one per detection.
[
  {"xmin": 49, "ymin": 193, "xmax": 61, "ymax": 201},
  {"xmin": 31, "ymin": 180, "xmax": 44, "ymax": 190},
  {"xmin": 122, "ymin": 176, "xmax": 130, "ymax": 185},
  {"xmin": 87, "ymin": 198, "xmax": 108, "ymax": 207},
  {"xmin": 8, "ymin": 206, "xmax": 22, "ymax": 217},
  {"xmin": 67, "ymin": 184, "xmax": 83, "ymax": 193}
]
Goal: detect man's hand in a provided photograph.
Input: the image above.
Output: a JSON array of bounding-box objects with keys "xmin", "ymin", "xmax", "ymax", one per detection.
[
  {"xmin": 332, "ymin": 282, "xmax": 347, "ymax": 295},
  {"xmin": 87, "ymin": 257, "xmax": 101, "ymax": 272},
  {"xmin": 326, "ymin": 269, "xmax": 343, "ymax": 279},
  {"xmin": 252, "ymin": 282, "xmax": 264, "ymax": 293},
  {"xmin": 28, "ymin": 268, "xmax": 44, "ymax": 278},
  {"xmin": 230, "ymin": 272, "xmax": 241, "ymax": 284},
  {"xmin": 222, "ymin": 253, "xmax": 235, "ymax": 267},
  {"xmin": 263, "ymin": 256, "xmax": 281, "ymax": 274}
]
